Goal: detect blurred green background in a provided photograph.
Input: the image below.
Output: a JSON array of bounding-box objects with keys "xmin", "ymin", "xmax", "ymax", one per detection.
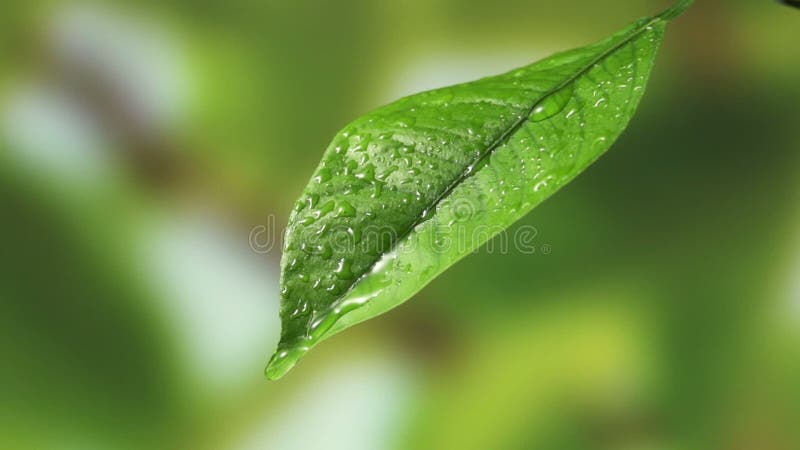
[{"xmin": 1, "ymin": 0, "xmax": 799, "ymax": 449}]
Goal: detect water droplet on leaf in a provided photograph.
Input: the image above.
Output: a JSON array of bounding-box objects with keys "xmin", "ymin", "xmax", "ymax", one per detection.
[{"xmin": 530, "ymin": 84, "xmax": 575, "ymax": 122}]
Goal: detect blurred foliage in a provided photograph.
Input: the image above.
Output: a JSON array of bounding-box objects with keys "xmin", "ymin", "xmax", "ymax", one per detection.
[{"xmin": 1, "ymin": 0, "xmax": 799, "ymax": 449}]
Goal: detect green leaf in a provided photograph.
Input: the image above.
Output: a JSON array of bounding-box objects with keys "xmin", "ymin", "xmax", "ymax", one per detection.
[{"xmin": 267, "ymin": 0, "xmax": 693, "ymax": 379}]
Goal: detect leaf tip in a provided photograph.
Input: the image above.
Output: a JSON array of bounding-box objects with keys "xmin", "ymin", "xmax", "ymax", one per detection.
[{"xmin": 265, "ymin": 345, "xmax": 309, "ymax": 380}]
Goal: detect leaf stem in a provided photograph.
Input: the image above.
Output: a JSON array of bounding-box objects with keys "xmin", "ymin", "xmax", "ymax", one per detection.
[{"xmin": 658, "ymin": 0, "xmax": 695, "ymax": 21}]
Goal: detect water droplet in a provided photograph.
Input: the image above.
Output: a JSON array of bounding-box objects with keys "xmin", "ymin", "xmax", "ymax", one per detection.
[
  {"xmin": 298, "ymin": 216, "xmax": 317, "ymax": 226},
  {"xmin": 326, "ymin": 283, "xmax": 340, "ymax": 294},
  {"xmin": 531, "ymin": 84, "xmax": 575, "ymax": 122},
  {"xmin": 334, "ymin": 258, "xmax": 352, "ymax": 279},
  {"xmin": 307, "ymin": 194, "xmax": 319, "ymax": 209},
  {"xmin": 346, "ymin": 226, "xmax": 361, "ymax": 243},
  {"xmin": 314, "ymin": 168, "xmax": 331, "ymax": 184},
  {"xmin": 372, "ymin": 181, "xmax": 384, "ymax": 198},
  {"xmin": 379, "ymin": 165, "xmax": 399, "ymax": 179},
  {"xmin": 335, "ymin": 201, "xmax": 356, "ymax": 218},
  {"xmin": 355, "ymin": 164, "xmax": 376, "ymax": 182},
  {"xmin": 343, "ymin": 159, "xmax": 358, "ymax": 175},
  {"xmin": 301, "ymin": 242, "xmax": 332, "ymax": 258},
  {"xmin": 314, "ymin": 200, "xmax": 335, "ymax": 218},
  {"xmin": 319, "ymin": 244, "xmax": 333, "ymax": 259},
  {"xmin": 534, "ymin": 175, "xmax": 555, "ymax": 193},
  {"xmin": 396, "ymin": 116, "xmax": 416, "ymax": 128}
]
